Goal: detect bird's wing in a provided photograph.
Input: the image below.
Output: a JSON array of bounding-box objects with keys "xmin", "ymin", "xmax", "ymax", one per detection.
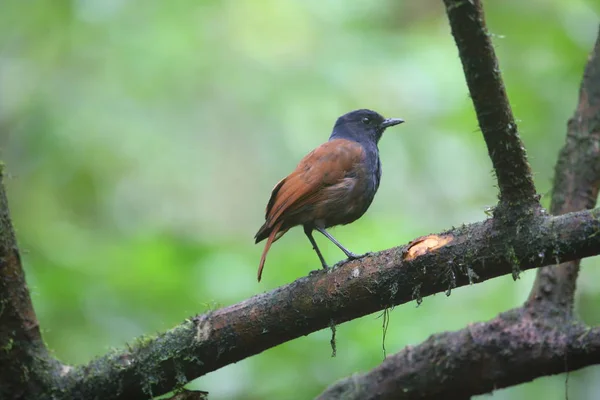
[
  {"xmin": 264, "ymin": 138, "xmax": 365, "ymax": 227},
  {"xmin": 255, "ymin": 138, "xmax": 364, "ymax": 281}
]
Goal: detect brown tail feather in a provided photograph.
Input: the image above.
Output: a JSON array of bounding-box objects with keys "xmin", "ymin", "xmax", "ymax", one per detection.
[
  {"xmin": 254, "ymin": 222, "xmax": 270, "ymax": 244},
  {"xmin": 257, "ymin": 220, "xmax": 284, "ymax": 282}
]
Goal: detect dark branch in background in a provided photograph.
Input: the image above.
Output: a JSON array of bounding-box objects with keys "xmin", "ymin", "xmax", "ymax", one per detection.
[
  {"xmin": 317, "ymin": 313, "xmax": 600, "ymax": 400},
  {"xmin": 0, "ymin": 167, "xmax": 60, "ymax": 399},
  {"xmin": 318, "ymin": 10, "xmax": 600, "ymax": 400},
  {"xmin": 443, "ymin": 0, "xmax": 538, "ymax": 210},
  {"xmin": 527, "ymin": 27, "xmax": 600, "ymax": 313},
  {"xmin": 59, "ymin": 208, "xmax": 600, "ymax": 400}
]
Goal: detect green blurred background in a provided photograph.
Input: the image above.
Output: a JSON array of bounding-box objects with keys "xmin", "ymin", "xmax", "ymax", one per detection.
[{"xmin": 1, "ymin": 0, "xmax": 600, "ymax": 399}]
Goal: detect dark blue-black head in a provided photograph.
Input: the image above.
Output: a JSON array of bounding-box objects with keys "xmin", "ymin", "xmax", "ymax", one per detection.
[{"xmin": 329, "ymin": 109, "xmax": 404, "ymax": 144}]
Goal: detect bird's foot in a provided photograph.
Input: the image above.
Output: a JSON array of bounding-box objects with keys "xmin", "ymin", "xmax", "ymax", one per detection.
[
  {"xmin": 311, "ymin": 252, "xmax": 375, "ymax": 275},
  {"xmin": 347, "ymin": 251, "xmax": 373, "ymax": 260},
  {"xmin": 328, "ymin": 253, "xmax": 373, "ymax": 270}
]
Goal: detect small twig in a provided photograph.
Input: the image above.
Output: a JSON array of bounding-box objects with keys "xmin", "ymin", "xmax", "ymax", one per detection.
[
  {"xmin": 330, "ymin": 319, "xmax": 337, "ymax": 358},
  {"xmin": 381, "ymin": 308, "xmax": 390, "ymax": 360}
]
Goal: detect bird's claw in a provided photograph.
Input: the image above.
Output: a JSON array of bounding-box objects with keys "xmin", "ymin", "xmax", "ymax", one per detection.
[
  {"xmin": 348, "ymin": 251, "xmax": 373, "ymax": 260},
  {"xmin": 311, "ymin": 252, "xmax": 375, "ymax": 276},
  {"xmin": 328, "ymin": 252, "xmax": 374, "ymax": 270}
]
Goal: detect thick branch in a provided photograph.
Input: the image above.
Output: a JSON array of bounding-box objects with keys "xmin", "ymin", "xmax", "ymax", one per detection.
[
  {"xmin": 527, "ymin": 26, "xmax": 600, "ymax": 312},
  {"xmin": 316, "ymin": 20, "xmax": 600, "ymax": 400},
  {"xmin": 317, "ymin": 309, "xmax": 600, "ymax": 400},
  {"xmin": 0, "ymin": 168, "xmax": 39, "ymax": 340},
  {"xmin": 59, "ymin": 209, "xmax": 600, "ymax": 399},
  {"xmin": 443, "ymin": 0, "xmax": 538, "ymax": 208},
  {"xmin": 0, "ymin": 167, "xmax": 58, "ymax": 399}
]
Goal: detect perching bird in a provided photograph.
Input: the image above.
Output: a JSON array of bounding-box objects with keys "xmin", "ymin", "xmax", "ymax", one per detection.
[{"xmin": 254, "ymin": 109, "xmax": 404, "ymax": 281}]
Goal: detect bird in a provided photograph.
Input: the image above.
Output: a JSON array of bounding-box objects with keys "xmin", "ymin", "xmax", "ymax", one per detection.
[{"xmin": 254, "ymin": 109, "xmax": 404, "ymax": 281}]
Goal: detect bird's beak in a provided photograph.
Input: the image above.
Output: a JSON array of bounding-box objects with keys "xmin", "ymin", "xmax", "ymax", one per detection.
[{"xmin": 380, "ymin": 118, "xmax": 405, "ymax": 129}]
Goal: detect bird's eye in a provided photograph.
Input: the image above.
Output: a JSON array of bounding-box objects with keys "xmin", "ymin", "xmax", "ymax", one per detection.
[{"xmin": 361, "ymin": 117, "xmax": 370, "ymax": 125}]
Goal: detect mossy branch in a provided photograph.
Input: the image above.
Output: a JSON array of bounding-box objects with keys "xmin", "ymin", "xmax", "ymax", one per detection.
[
  {"xmin": 443, "ymin": 0, "xmax": 539, "ymax": 211},
  {"xmin": 317, "ymin": 311, "xmax": 600, "ymax": 400},
  {"xmin": 56, "ymin": 208, "xmax": 600, "ymax": 400},
  {"xmin": 0, "ymin": 167, "xmax": 61, "ymax": 399},
  {"xmin": 317, "ymin": 7, "xmax": 600, "ymax": 400},
  {"xmin": 3, "ymin": 1, "xmax": 600, "ymax": 399},
  {"xmin": 527, "ymin": 26, "xmax": 600, "ymax": 313}
]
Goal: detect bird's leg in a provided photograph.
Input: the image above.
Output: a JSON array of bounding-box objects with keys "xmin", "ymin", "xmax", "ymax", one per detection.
[
  {"xmin": 315, "ymin": 227, "xmax": 363, "ymax": 260},
  {"xmin": 304, "ymin": 225, "xmax": 329, "ymax": 269}
]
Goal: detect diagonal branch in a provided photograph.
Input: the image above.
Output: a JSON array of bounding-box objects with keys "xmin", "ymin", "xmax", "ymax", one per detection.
[
  {"xmin": 443, "ymin": 0, "xmax": 538, "ymax": 209},
  {"xmin": 0, "ymin": 167, "xmax": 60, "ymax": 399},
  {"xmin": 0, "ymin": 167, "xmax": 39, "ymax": 342},
  {"xmin": 59, "ymin": 208, "xmax": 600, "ymax": 400},
  {"xmin": 317, "ymin": 12, "xmax": 600, "ymax": 400},
  {"xmin": 316, "ymin": 310, "xmax": 600, "ymax": 400},
  {"xmin": 527, "ymin": 26, "xmax": 600, "ymax": 313}
]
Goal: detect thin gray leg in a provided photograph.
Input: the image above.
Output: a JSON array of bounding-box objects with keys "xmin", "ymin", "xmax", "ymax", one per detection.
[
  {"xmin": 315, "ymin": 227, "xmax": 360, "ymax": 259},
  {"xmin": 304, "ymin": 225, "xmax": 329, "ymax": 269}
]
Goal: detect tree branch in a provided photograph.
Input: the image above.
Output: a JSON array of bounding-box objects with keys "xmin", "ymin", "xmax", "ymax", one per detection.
[
  {"xmin": 58, "ymin": 208, "xmax": 600, "ymax": 399},
  {"xmin": 0, "ymin": 167, "xmax": 39, "ymax": 341},
  {"xmin": 443, "ymin": 0, "xmax": 538, "ymax": 209},
  {"xmin": 0, "ymin": 166, "xmax": 60, "ymax": 399},
  {"xmin": 317, "ymin": 13, "xmax": 600, "ymax": 400},
  {"xmin": 527, "ymin": 26, "xmax": 600, "ymax": 313},
  {"xmin": 3, "ymin": 2, "xmax": 599, "ymax": 399},
  {"xmin": 316, "ymin": 310, "xmax": 600, "ymax": 400}
]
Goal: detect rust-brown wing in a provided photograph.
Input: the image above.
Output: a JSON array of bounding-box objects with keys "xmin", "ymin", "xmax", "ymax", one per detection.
[
  {"xmin": 263, "ymin": 138, "xmax": 365, "ymax": 230},
  {"xmin": 254, "ymin": 138, "xmax": 364, "ymax": 281}
]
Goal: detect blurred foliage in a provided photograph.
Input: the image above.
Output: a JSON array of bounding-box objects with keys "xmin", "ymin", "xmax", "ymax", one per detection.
[{"xmin": 1, "ymin": 0, "xmax": 599, "ymax": 399}]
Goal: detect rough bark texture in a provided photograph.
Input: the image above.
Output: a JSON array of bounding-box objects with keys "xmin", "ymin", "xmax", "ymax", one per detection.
[
  {"xmin": 317, "ymin": 312, "xmax": 600, "ymax": 400},
  {"xmin": 1, "ymin": 1, "xmax": 600, "ymax": 400},
  {"xmin": 0, "ymin": 167, "xmax": 61, "ymax": 399},
  {"xmin": 443, "ymin": 0, "xmax": 538, "ymax": 211},
  {"xmin": 527, "ymin": 27, "xmax": 600, "ymax": 313},
  {"xmin": 56, "ymin": 210, "xmax": 600, "ymax": 399},
  {"xmin": 318, "ymin": 6, "xmax": 600, "ymax": 400}
]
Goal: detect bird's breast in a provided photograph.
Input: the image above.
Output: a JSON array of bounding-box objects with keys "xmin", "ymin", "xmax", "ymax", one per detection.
[{"xmin": 318, "ymin": 153, "xmax": 380, "ymax": 227}]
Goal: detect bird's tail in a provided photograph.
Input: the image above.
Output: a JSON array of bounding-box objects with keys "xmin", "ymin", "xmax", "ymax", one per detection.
[
  {"xmin": 254, "ymin": 222, "xmax": 270, "ymax": 244},
  {"xmin": 257, "ymin": 220, "xmax": 284, "ymax": 282}
]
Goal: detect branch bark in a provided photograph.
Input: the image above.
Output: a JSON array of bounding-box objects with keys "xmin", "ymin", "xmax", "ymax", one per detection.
[
  {"xmin": 0, "ymin": 167, "xmax": 39, "ymax": 341},
  {"xmin": 0, "ymin": 167, "xmax": 61, "ymax": 399},
  {"xmin": 317, "ymin": 11, "xmax": 600, "ymax": 400},
  {"xmin": 527, "ymin": 27, "xmax": 600, "ymax": 313},
  {"xmin": 443, "ymin": 0, "xmax": 538, "ymax": 210},
  {"xmin": 2, "ymin": 2, "xmax": 600, "ymax": 400},
  {"xmin": 57, "ymin": 208, "xmax": 600, "ymax": 400},
  {"xmin": 317, "ymin": 311, "xmax": 599, "ymax": 400}
]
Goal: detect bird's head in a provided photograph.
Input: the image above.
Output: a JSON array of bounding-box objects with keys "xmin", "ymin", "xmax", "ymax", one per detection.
[{"xmin": 330, "ymin": 109, "xmax": 404, "ymax": 144}]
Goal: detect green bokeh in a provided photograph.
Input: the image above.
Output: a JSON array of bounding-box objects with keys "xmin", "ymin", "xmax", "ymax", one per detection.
[{"xmin": 1, "ymin": 0, "xmax": 599, "ymax": 399}]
